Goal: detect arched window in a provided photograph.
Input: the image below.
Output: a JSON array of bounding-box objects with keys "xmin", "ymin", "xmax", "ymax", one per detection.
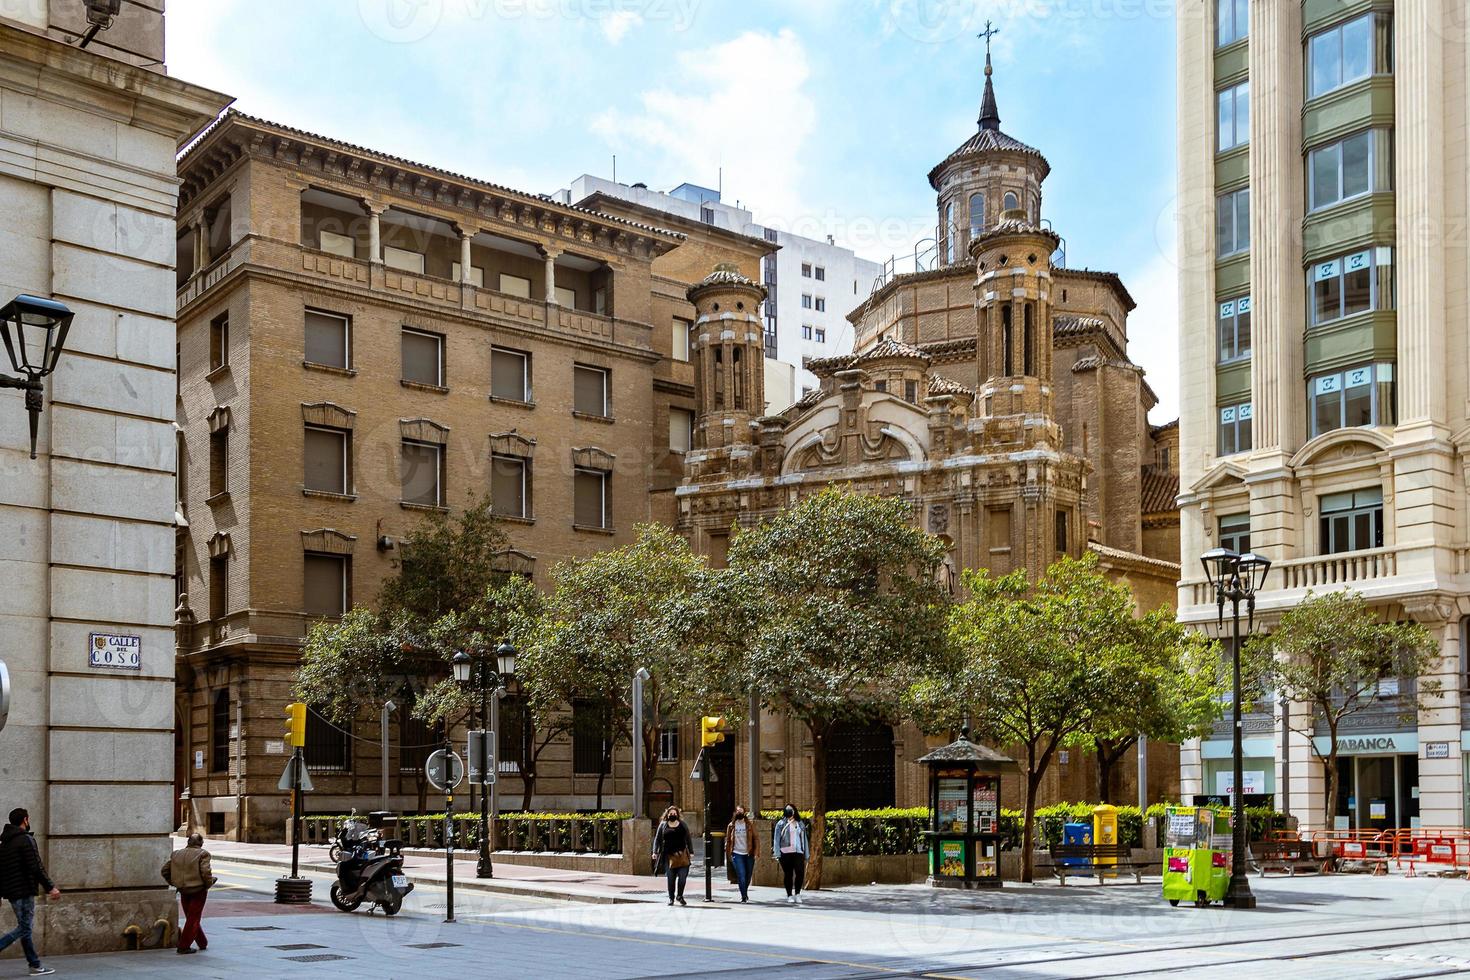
[
  {"xmin": 968, "ymin": 193, "xmax": 985, "ymax": 238},
  {"xmin": 210, "ymin": 689, "xmax": 230, "ymax": 773},
  {"xmin": 732, "ymin": 347, "xmax": 744, "ymax": 409},
  {"xmin": 713, "ymin": 347, "xmax": 724, "ymax": 408},
  {"xmin": 1001, "ymin": 304, "xmax": 1014, "ymax": 376},
  {"xmin": 944, "ymin": 202, "xmax": 956, "ymax": 263},
  {"xmin": 1023, "ymin": 302, "xmax": 1035, "ymax": 375},
  {"xmin": 1003, "ymin": 191, "xmax": 1019, "ymax": 212}
]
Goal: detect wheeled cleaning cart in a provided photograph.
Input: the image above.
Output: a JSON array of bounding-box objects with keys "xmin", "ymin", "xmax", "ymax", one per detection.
[{"xmin": 1162, "ymin": 805, "xmax": 1231, "ymax": 907}]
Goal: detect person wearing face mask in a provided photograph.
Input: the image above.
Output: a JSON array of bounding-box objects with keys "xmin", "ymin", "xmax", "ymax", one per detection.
[
  {"xmin": 771, "ymin": 803, "xmax": 809, "ymax": 905},
  {"xmin": 651, "ymin": 805, "xmax": 692, "ymax": 906},
  {"xmin": 724, "ymin": 805, "xmax": 757, "ymax": 903}
]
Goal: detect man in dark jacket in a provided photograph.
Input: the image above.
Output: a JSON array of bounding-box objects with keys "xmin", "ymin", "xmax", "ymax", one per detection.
[{"xmin": 0, "ymin": 808, "xmax": 59, "ymax": 976}]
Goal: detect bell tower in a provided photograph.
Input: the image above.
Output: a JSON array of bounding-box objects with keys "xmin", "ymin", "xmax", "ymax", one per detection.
[
  {"xmin": 687, "ymin": 265, "xmax": 767, "ymax": 479},
  {"xmin": 973, "ymin": 218, "xmax": 1061, "ymax": 423}
]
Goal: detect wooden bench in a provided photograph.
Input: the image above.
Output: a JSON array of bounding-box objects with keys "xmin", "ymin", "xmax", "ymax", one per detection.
[
  {"xmin": 1258, "ymin": 839, "xmax": 1318, "ymax": 876},
  {"xmin": 1047, "ymin": 843, "xmax": 1146, "ymax": 884}
]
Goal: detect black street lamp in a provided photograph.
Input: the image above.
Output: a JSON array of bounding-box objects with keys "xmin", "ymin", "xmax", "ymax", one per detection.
[
  {"xmin": 0, "ymin": 295, "xmax": 74, "ymax": 459},
  {"xmin": 454, "ymin": 642, "xmax": 517, "ymax": 879},
  {"xmin": 1200, "ymin": 545, "xmax": 1272, "ymax": 910}
]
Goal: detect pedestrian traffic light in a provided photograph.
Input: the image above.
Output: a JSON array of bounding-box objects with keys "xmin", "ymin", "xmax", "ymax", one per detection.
[
  {"xmin": 284, "ymin": 702, "xmax": 307, "ymax": 747},
  {"xmin": 700, "ymin": 715, "xmax": 727, "ymax": 747}
]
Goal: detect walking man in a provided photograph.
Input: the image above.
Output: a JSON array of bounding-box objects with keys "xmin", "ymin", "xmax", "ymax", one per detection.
[
  {"xmin": 0, "ymin": 808, "xmax": 59, "ymax": 976},
  {"xmin": 161, "ymin": 834, "xmax": 216, "ymax": 954}
]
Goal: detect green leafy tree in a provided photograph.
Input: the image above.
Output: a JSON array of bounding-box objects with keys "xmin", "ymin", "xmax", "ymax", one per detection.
[
  {"xmin": 1079, "ymin": 623, "xmax": 1225, "ymax": 803},
  {"xmin": 718, "ymin": 487, "xmax": 949, "ymax": 890},
  {"xmin": 914, "ymin": 555, "xmax": 1180, "ymax": 882},
  {"xmin": 518, "ymin": 525, "xmax": 714, "ymax": 813},
  {"xmin": 1244, "ymin": 590, "xmax": 1439, "ymax": 828},
  {"xmin": 378, "ymin": 492, "xmax": 509, "ymax": 627}
]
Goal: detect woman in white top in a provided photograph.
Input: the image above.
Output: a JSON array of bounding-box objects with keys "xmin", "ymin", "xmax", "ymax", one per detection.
[{"xmin": 724, "ymin": 806, "xmax": 757, "ymax": 903}]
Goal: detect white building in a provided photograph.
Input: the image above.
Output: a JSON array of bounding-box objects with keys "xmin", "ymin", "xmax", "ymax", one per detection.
[
  {"xmin": 0, "ymin": 1, "xmax": 228, "ymax": 955},
  {"xmin": 556, "ymin": 175, "xmax": 881, "ymax": 412}
]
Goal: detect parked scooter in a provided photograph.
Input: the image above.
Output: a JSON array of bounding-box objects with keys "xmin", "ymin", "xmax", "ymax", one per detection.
[
  {"xmin": 330, "ymin": 835, "xmax": 413, "ymax": 915},
  {"xmin": 328, "ymin": 811, "xmax": 378, "ymax": 863}
]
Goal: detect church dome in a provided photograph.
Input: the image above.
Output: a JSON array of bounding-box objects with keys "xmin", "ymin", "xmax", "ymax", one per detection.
[{"xmin": 928, "ymin": 57, "xmax": 1050, "ymax": 190}]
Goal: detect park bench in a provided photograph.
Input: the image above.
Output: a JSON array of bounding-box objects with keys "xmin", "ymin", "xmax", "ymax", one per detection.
[
  {"xmin": 1258, "ymin": 838, "xmax": 1318, "ymax": 876},
  {"xmin": 1047, "ymin": 842, "xmax": 1146, "ymax": 884}
]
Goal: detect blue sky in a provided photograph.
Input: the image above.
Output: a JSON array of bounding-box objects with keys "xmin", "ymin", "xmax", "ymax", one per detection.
[{"xmin": 168, "ymin": 0, "xmax": 1179, "ymax": 417}]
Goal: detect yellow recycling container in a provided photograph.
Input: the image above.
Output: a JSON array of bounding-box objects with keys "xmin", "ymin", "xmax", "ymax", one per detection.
[{"xmin": 1093, "ymin": 804, "xmax": 1119, "ymax": 871}]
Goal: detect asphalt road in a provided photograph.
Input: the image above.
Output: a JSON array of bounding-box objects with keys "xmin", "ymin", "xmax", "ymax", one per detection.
[{"xmin": 15, "ymin": 859, "xmax": 1470, "ymax": 978}]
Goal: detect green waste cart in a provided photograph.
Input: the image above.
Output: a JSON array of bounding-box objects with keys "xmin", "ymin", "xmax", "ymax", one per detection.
[{"xmin": 1161, "ymin": 805, "xmax": 1230, "ymax": 907}]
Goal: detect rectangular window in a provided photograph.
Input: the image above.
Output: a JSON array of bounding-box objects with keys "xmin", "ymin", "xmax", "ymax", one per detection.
[
  {"xmin": 669, "ymin": 408, "xmax": 693, "ymax": 452},
  {"xmin": 1217, "ymin": 295, "xmax": 1251, "ymax": 362},
  {"xmin": 801, "ymin": 324, "xmax": 813, "ymax": 340},
  {"xmin": 498, "ymin": 273, "xmax": 532, "ymax": 298},
  {"xmin": 1216, "ymin": 188, "xmax": 1250, "ymax": 256},
  {"xmin": 815, "ymin": 297, "xmax": 826, "ymax": 312},
  {"xmin": 491, "ymin": 347, "xmax": 530, "ymax": 402},
  {"xmin": 383, "ymin": 246, "xmax": 424, "ymax": 274},
  {"xmin": 1217, "ymin": 0, "xmax": 1247, "ymax": 46},
  {"xmin": 304, "ymin": 707, "xmax": 350, "ymax": 772},
  {"xmin": 1319, "ymin": 487, "xmax": 1384, "ymax": 554},
  {"xmin": 574, "ymin": 468, "xmax": 609, "ymax": 529},
  {"xmin": 672, "ymin": 318, "xmax": 692, "ymax": 361},
  {"xmin": 209, "ymin": 428, "xmax": 228, "ymax": 496},
  {"xmin": 397, "ymin": 711, "xmax": 442, "ymax": 774},
  {"xmin": 401, "ymin": 440, "xmax": 444, "ymax": 507},
  {"xmin": 1217, "ymin": 81, "xmax": 1249, "ymax": 152},
  {"xmin": 904, "ymin": 379, "xmax": 918, "ymax": 403},
  {"xmin": 657, "ymin": 726, "xmax": 679, "ymax": 763},
  {"xmin": 304, "ymin": 309, "xmax": 350, "ymax": 369},
  {"xmin": 209, "ymin": 313, "xmax": 229, "ymax": 371},
  {"xmin": 401, "ymin": 328, "xmax": 444, "ymax": 387},
  {"xmin": 498, "ymin": 696, "xmax": 527, "ymax": 770},
  {"xmin": 814, "ymin": 266, "xmax": 826, "ymax": 282},
  {"xmin": 209, "ymin": 554, "xmax": 227, "ymax": 621},
  {"xmin": 303, "ymin": 553, "xmax": 349, "ymax": 618},
  {"xmin": 1309, "ymin": 363, "xmax": 1395, "ymax": 438},
  {"xmin": 319, "ymin": 230, "xmax": 355, "ymax": 258},
  {"xmin": 1308, "ymin": 13, "xmax": 1389, "ymax": 99},
  {"xmin": 572, "ymin": 701, "xmax": 611, "ymax": 774},
  {"xmin": 450, "ymin": 261, "xmax": 485, "ymax": 287},
  {"xmin": 1218, "ymin": 401, "xmax": 1253, "ymax": 456},
  {"xmin": 554, "ymin": 285, "xmax": 577, "ymax": 308},
  {"xmin": 801, "ymin": 263, "xmax": 812, "ymax": 278},
  {"xmin": 1309, "ymin": 130, "xmax": 1389, "ymax": 211},
  {"xmin": 490, "ymin": 454, "xmax": 529, "ymax": 519},
  {"xmin": 700, "ymin": 205, "xmax": 715, "ymax": 225},
  {"xmin": 1311, "ymin": 247, "xmax": 1393, "ymax": 325},
  {"xmin": 801, "ymin": 294, "xmax": 812, "ymax": 309},
  {"xmin": 1054, "ymin": 509, "xmax": 1069, "ymax": 554},
  {"xmin": 1219, "ymin": 513, "xmax": 1251, "ymax": 554},
  {"xmin": 815, "ymin": 328, "xmax": 826, "ymax": 343},
  {"xmin": 303, "ymin": 425, "xmax": 348, "ymax": 494},
  {"xmin": 574, "ymin": 365, "xmax": 610, "ymax": 416}
]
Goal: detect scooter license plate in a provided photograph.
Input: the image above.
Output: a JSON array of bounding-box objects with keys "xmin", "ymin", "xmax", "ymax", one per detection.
[{"xmin": 392, "ymin": 875, "xmax": 409, "ymax": 889}]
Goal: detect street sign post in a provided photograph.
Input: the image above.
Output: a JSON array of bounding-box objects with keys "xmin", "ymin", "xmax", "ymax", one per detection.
[
  {"xmin": 425, "ymin": 749, "xmax": 464, "ymax": 792},
  {"xmin": 466, "ymin": 731, "xmax": 496, "ymax": 785}
]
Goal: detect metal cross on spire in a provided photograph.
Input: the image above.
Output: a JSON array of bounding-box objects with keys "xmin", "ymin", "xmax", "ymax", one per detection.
[
  {"xmin": 977, "ymin": 20, "xmax": 1001, "ymax": 129},
  {"xmin": 978, "ymin": 20, "xmax": 999, "ymax": 73}
]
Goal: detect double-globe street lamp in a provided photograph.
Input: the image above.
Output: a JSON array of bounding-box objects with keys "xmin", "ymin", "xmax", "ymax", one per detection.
[
  {"xmin": 0, "ymin": 295, "xmax": 74, "ymax": 459},
  {"xmin": 453, "ymin": 642, "xmax": 517, "ymax": 879},
  {"xmin": 1200, "ymin": 545, "xmax": 1272, "ymax": 910}
]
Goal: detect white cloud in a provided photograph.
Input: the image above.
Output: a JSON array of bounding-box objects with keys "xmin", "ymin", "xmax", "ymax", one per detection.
[
  {"xmin": 592, "ymin": 29, "xmax": 815, "ymax": 220},
  {"xmin": 1124, "ymin": 251, "xmax": 1180, "ymax": 422},
  {"xmin": 601, "ymin": 10, "xmax": 642, "ymax": 43}
]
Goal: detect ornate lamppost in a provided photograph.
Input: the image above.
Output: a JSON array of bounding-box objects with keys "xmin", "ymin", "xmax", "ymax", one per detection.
[
  {"xmin": 453, "ymin": 642, "xmax": 517, "ymax": 878},
  {"xmin": 1200, "ymin": 546, "xmax": 1272, "ymax": 909}
]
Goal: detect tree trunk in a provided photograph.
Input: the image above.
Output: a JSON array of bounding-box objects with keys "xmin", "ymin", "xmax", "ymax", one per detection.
[
  {"xmin": 1322, "ymin": 717, "xmax": 1339, "ymax": 831},
  {"xmin": 520, "ymin": 765, "xmax": 535, "ymax": 813},
  {"xmin": 1095, "ymin": 737, "xmax": 1136, "ymax": 805},
  {"xmin": 807, "ymin": 723, "xmax": 829, "ymax": 891},
  {"xmin": 1021, "ymin": 741, "xmax": 1039, "ymax": 883}
]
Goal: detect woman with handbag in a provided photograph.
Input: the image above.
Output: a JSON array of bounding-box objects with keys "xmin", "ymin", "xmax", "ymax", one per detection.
[
  {"xmin": 651, "ymin": 805, "xmax": 692, "ymax": 906},
  {"xmin": 724, "ymin": 806, "xmax": 757, "ymax": 903}
]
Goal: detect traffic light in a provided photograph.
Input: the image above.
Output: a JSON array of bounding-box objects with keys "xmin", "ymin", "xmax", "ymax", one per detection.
[
  {"xmin": 284, "ymin": 702, "xmax": 307, "ymax": 747},
  {"xmin": 700, "ymin": 715, "xmax": 727, "ymax": 747}
]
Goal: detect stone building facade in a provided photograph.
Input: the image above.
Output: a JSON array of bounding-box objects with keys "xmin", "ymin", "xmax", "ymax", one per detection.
[
  {"xmin": 665, "ymin": 56, "xmax": 1183, "ymax": 818},
  {"xmin": 1177, "ymin": 0, "xmax": 1470, "ymax": 830},
  {"xmin": 172, "ymin": 112, "xmax": 773, "ymax": 837},
  {"xmin": 0, "ymin": 2, "xmax": 229, "ymax": 955}
]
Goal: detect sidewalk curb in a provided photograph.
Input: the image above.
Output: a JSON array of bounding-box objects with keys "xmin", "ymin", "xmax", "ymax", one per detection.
[{"xmin": 213, "ymin": 852, "xmax": 649, "ymax": 906}]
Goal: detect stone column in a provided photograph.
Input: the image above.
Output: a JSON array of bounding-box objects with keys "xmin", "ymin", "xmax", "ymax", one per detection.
[
  {"xmin": 458, "ymin": 227, "xmax": 473, "ymax": 284},
  {"xmin": 542, "ymin": 247, "xmax": 561, "ymax": 304},
  {"xmin": 191, "ymin": 214, "xmax": 207, "ymax": 276},
  {"xmin": 365, "ymin": 202, "xmax": 385, "ymax": 264},
  {"xmin": 1394, "ymin": 0, "xmax": 1447, "ymax": 430}
]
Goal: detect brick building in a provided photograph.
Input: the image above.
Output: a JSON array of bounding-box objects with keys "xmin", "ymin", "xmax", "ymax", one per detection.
[
  {"xmin": 663, "ymin": 52, "xmax": 1183, "ymax": 819},
  {"xmin": 172, "ymin": 112, "xmax": 771, "ymax": 838}
]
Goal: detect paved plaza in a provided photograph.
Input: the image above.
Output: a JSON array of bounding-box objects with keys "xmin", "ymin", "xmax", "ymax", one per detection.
[{"xmin": 12, "ymin": 855, "xmax": 1470, "ymax": 978}]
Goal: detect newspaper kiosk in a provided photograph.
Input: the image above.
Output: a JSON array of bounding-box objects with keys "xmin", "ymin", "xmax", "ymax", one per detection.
[
  {"xmin": 917, "ymin": 735, "xmax": 1018, "ymax": 889},
  {"xmin": 1162, "ymin": 805, "xmax": 1231, "ymax": 907}
]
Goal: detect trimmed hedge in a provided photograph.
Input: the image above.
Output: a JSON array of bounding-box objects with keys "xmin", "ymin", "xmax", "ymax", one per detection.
[{"xmin": 300, "ymin": 811, "xmax": 629, "ymax": 854}]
